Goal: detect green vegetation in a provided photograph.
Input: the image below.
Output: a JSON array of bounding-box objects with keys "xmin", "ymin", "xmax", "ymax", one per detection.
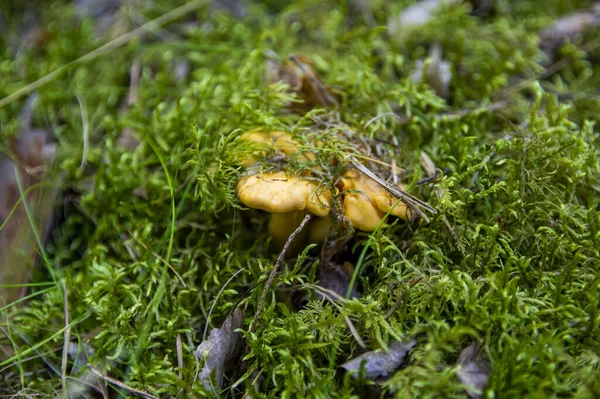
[{"xmin": 1, "ymin": 0, "xmax": 599, "ymax": 397}]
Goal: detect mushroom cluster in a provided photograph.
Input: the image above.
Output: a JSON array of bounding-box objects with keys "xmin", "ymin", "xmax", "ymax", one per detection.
[{"xmin": 235, "ymin": 130, "xmax": 415, "ymax": 249}]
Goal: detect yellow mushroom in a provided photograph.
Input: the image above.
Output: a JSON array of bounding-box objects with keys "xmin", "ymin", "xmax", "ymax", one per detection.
[
  {"xmin": 237, "ymin": 171, "xmax": 331, "ymax": 216},
  {"xmin": 239, "ymin": 130, "xmax": 313, "ymax": 167},
  {"xmin": 237, "ymin": 171, "xmax": 333, "ymax": 249},
  {"xmin": 337, "ymin": 169, "xmax": 410, "ymax": 232}
]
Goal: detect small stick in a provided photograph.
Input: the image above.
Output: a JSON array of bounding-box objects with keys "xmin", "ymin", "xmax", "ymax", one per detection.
[
  {"xmin": 87, "ymin": 365, "xmax": 158, "ymax": 399},
  {"xmin": 127, "ymin": 59, "xmax": 142, "ymax": 106},
  {"xmin": 385, "ymin": 292, "xmax": 404, "ymax": 319},
  {"xmin": 61, "ymin": 282, "xmax": 71, "ymax": 397},
  {"xmin": 176, "ymin": 334, "xmax": 183, "ymax": 380},
  {"xmin": 251, "ymin": 213, "xmax": 313, "ymax": 331}
]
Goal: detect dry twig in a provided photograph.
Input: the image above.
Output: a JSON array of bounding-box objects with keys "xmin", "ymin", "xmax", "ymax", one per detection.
[
  {"xmin": 251, "ymin": 213, "xmax": 313, "ymax": 331},
  {"xmin": 87, "ymin": 365, "xmax": 158, "ymax": 399}
]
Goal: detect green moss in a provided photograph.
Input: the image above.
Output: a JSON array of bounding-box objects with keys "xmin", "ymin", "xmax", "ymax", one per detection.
[{"xmin": 1, "ymin": 0, "xmax": 599, "ymax": 397}]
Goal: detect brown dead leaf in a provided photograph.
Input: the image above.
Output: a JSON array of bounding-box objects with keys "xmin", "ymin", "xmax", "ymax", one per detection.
[
  {"xmin": 266, "ymin": 55, "xmax": 339, "ymax": 111},
  {"xmin": 317, "ymin": 262, "xmax": 360, "ymax": 300}
]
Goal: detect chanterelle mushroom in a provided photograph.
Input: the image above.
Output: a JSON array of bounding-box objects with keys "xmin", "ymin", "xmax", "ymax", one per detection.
[
  {"xmin": 237, "ymin": 171, "xmax": 331, "ymax": 216},
  {"xmin": 237, "ymin": 171, "xmax": 333, "ymax": 250},
  {"xmin": 337, "ymin": 169, "xmax": 410, "ymax": 232},
  {"xmin": 239, "ymin": 130, "xmax": 312, "ymax": 167}
]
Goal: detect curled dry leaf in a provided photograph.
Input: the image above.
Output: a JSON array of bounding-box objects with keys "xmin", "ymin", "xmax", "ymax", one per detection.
[
  {"xmin": 339, "ymin": 339, "xmax": 416, "ymax": 380},
  {"xmin": 456, "ymin": 342, "xmax": 491, "ymax": 399},
  {"xmin": 195, "ymin": 308, "xmax": 244, "ymax": 391}
]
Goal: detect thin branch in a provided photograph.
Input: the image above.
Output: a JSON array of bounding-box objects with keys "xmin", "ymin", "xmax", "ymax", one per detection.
[
  {"xmin": 87, "ymin": 365, "xmax": 158, "ymax": 399},
  {"xmin": 61, "ymin": 282, "xmax": 70, "ymax": 398},
  {"xmin": 251, "ymin": 213, "xmax": 313, "ymax": 331},
  {"xmin": 127, "ymin": 59, "xmax": 142, "ymax": 107},
  {"xmin": 176, "ymin": 334, "xmax": 184, "ymax": 380},
  {"xmin": 76, "ymin": 94, "xmax": 89, "ymax": 170}
]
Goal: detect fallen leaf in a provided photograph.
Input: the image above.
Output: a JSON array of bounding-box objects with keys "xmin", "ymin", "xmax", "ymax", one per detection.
[
  {"xmin": 266, "ymin": 55, "xmax": 339, "ymax": 111},
  {"xmin": 339, "ymin": 339, "xmax": 416, "ymax": 380},
  {"xmin": 419, "ymin": 151, "xmax": 438, "ymax": 178},
  {"xmin": 194, "ymin": 308, "xmax": 244, "ymax": 391},
  {"xmin": 456, "ymin": 342, "xmax": 491, "ymax": 399}
]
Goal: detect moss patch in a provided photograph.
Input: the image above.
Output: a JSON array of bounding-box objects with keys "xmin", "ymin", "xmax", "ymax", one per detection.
[{"xmin": 1, "ymin": 0, "xmax": 599, "ymax": 397}]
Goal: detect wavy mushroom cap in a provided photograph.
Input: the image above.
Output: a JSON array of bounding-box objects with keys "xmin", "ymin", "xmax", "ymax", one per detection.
[
  {"xmin": 337, "ymin": 169, "xmax": 410, "ymax": 231},
  {"xmin": 239, "ymin": 130, "xmax": 312, "ymax": 167},
  {"xmin": 236, "ymin": 171, "xmax": 331, "ymax": 217}
]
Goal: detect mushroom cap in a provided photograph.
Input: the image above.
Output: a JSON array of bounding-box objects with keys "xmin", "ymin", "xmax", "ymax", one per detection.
[
  {"xmin": 337, "ymin": 169, "xmax": 410, "ymax": 231},
  {"xmin": 239, "ymin": 131, "xmax": 312, "ymax": 167},
  {"xmin": 237, "ymin": 171, "xmax": 331, "ymax": 217},
  {"xmin": 240, "ymin": 131, "xmax": 299, "ymax": 155}
]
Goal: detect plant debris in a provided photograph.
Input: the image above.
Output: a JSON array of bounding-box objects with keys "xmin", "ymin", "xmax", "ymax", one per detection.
[
  {"xmin": 0, "ymin": 97, "xmax": 56, "ymax": 306},
  {"xmin": 316, "ymin": 262, "xmax": 360, "ymax": 300},
  {"xmin": 339, "ymin": 339, "xmax": 417, "ymax": 380},
  {"xmin": 456, "ymin": 342, "xmax": 491, "ymax": 399},
  {"xmin": 1, "ymin": 0, "xmax": 599, "ymax": 397},
  {"xmin": 195, "ymin": 309, "xmax": 244, "ymax": 391}
]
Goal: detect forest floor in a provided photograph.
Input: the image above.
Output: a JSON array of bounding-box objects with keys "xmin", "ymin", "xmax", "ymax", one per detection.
[{"xmin": 1, "ymin": 0, "xmax": 599, "ymax": 397}]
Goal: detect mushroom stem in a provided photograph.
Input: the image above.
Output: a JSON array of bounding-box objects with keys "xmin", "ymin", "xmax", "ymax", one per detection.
[{"xmin": 268, "ymin": 211, "xmax": 309, "ymax": 252}]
